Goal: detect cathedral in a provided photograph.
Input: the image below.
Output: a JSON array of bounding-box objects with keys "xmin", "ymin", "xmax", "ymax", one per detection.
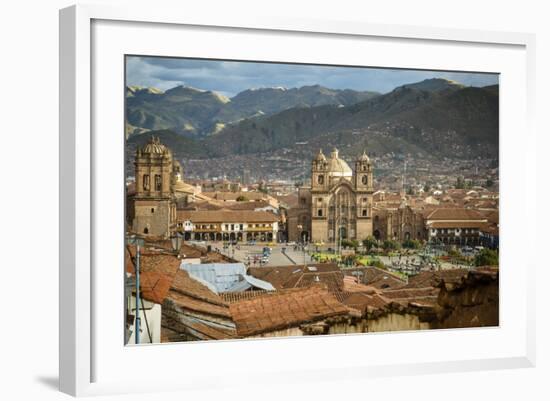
[
  {"xmin": 129, "ymin": 137, "xmax": 200, "ymax": 238},
  {"xmin": 287, "ymin": 148, "xmax": 374, "ymax": 243}
]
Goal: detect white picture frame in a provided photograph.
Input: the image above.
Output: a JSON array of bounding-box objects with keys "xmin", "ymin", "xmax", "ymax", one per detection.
[{"xmin": 59, "ymin": 4, "xmax": 536, "ymax": 397}]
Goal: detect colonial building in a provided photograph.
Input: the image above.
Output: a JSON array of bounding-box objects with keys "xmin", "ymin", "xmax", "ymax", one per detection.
[
  {"xmin": 176, "ymin": 210, "xmax": 279, "ymax": 242},
  {"xmin": 372, "ymin": 201, "xmax": 426, "ymax": 242},
  {"xmin": 425, "ymin": 208, "xmax": 488, "ymax": 245},
  {"xmin": 288, "ymin": 148, "xmax": 374, "ymax": 243}
]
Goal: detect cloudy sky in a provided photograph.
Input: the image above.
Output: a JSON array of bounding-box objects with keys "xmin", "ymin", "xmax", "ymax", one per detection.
[{"xmin": 126, "ymin": 56, "xmax": 498, "ymax": 97}]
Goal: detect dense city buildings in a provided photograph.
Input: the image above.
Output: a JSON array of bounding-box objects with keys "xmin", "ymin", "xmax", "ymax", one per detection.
[{"xmin": 124, "ymin": 62, "xmax": 499, "ymax": 344}]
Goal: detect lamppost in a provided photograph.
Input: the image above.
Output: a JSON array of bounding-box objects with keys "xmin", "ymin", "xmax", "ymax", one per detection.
[{"xmin": 126, "ymin": 235, "xmax": 145, "ymax": 345}]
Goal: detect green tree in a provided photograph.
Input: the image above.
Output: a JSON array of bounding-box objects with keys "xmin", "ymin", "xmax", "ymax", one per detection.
[
  {"xmin": 382, "ymin": 239, "xmax": 400, "ymax": 251},
  {"xmin": 371, "ymin": 259, "xmax": 386, "ymax": 269},
  {"xmin": 341, "ymin": 239, "xmax": 359, "ymax": 250},
  {"xmin": 362, "ymin": 236, "xmax": 377, "ymax": 252},
  {"xmin": 455, "ymin": 176, "xmax": 465, "ymax": 189},
  {"xmin": 402, "ymin": 239, "xmax": 420, "ymax": 249},
  {"xmin": 236, "ymin": 195, "xmax": 248, "ymax": 202},
  {"xmin": 474, "ymin": 248, "xmax": 499, "ymax": 266},
  {"xmin": 423, "ymin": 184, "xmax": 431, "ymax": 193}
]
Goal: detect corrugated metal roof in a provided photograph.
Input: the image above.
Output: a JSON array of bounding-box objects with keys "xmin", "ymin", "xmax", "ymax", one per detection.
[
  {"xmin": 243, "ymin": 275, "xmax": 275, "ymax": 291},
  {"xmin": 180, "ymin": 263, "xmax": 247, "ymax": 292},
  {"xmin": 181, "ymin": 262, "xmax": 275, "ymax": 293}
]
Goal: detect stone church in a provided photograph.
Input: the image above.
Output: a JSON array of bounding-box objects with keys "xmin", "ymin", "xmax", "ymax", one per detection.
[
  {"xmin": 287, "ymin": 148, "xmax": 374, "ymax": 243},
  {"xmin": 130, "ymin": 137, "xmax": 178, "ymax": 238}
]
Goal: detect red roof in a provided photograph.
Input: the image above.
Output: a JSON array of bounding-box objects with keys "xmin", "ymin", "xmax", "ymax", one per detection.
[{"xmin": 229, "ymin": 285, "xmax": 350, "ymax": 337}]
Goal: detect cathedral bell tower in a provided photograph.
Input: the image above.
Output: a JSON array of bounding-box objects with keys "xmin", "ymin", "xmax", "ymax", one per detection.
[
  {"xmin": 354, "ymin": 150, "xmax": 374, "ymax": 230},
  {"xmin": 132, "ymin": 136, "xmax": 176, "ymax": 238},
  {"xmin": 354, "ymin": 150, "xmax": 374, "ymax": 192},
  {"xmin": 311, "ymin": 149, "xmax": 328, "ymax": 191}
]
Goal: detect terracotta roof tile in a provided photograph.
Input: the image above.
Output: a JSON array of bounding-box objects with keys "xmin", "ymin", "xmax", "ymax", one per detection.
[
  {"xmin": 177, "ymin": 210, "xmax": 279, "ymax": 223},
  {"xmin": 426, "ymin": 208, "xmax": 486, "ymax": 221},
  {"xmin": 229, "ymin": 286, "xmax": 350, "ymax": 337},
  {"xmin": 139, "ymin": 271, "xmax": 172, "ymax": 304}
]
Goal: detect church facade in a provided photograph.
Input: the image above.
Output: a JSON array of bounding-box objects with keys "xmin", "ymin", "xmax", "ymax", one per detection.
[{"xmin": 288, "ymin": 149, "xmax": 374, "ymax": 243}]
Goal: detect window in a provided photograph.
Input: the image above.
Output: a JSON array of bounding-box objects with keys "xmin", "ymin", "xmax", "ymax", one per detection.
[
  {"xmin": 362, "ymin": 209, "xmax": 367, "ymax": 217},
  {"xmin": 143, "ymin": 227, "xmax": 149, "ymax": 234},
  {"xmin": 143, "ymin": 174, "xmax": 150, "ymax": 191},
  {"xmin": 231, "ymin": 224, "xmax": 234, "ymax": 231},
  {"xmin": 239, "ymin": 224, "xmax": 243, "ymax": 230},
  {"xmin": 362, "ymin": 175, "xmax": 368, "ymax": 185},
  {"xmin": 317, "ymin": 209, "xmax": 323, "ymax": 217},
  {"xmin": 317, "ymin": 197, "xmax": 323, "ymax": 203},
  {"xmin": 317, "ymin": 175, "xmax": 324, "ymax": 185},
  {"xmin": 151, "ymin": 208, "xmax": 155, "ymax": 213},
  {"xmin": 155, "ymin": 174, "xmax": 162, "ymax": 191}
]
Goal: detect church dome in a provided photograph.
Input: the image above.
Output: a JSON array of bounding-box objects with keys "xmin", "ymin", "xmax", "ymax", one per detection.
[
  {"xmin": 357, "ymin": 150, "xmax": 370, "ymax": 163},
  {"xmin": 327, "ymin": 148, "xmax": 352, "ymax": 177},
  {"xmin": 314, "ymin": 149, "xmax": 327, "ymax": 162},
  {"xmin": 141, "ymin": 136, "xmax": 169, "ymax": 155}
]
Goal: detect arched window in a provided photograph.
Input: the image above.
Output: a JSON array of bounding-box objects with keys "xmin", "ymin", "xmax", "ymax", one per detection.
[
  {"xmin": 143, "ymin": 227, "xmax": 149, "ymax": 234},
  {"xmin": 155, "ymin": 174, "xmax": 162, "ymax": 191},
  {"xmin": 317, "ymin": 209, "xmax": 323, "ymax": 217},
  {"xmin": 362, "ymin": 175, "xmax": 368, "ymax": 185},
  {"xmin": 362, "ymin": 209, "xmax": 367, "ymax": 217},
  {"xmin": 143, "ymin": 174, "xmax": 150, "ymax": 191},
  {"xmin": 317, "ymin": 175, "xmax": 324, "ymax": 185}
]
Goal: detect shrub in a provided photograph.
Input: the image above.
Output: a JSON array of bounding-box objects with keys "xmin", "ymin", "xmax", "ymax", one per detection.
[{"xmin": 474, "ymin": 248, "xmax": 499, "ymax": 266}]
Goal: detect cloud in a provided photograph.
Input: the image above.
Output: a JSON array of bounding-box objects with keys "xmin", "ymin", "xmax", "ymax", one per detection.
[{"xmin": 126, "ymin": 56, "xmax": 498, "ymax": 96}]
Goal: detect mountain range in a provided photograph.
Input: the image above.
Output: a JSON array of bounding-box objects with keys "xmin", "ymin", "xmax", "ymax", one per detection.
[
  {"xmin": 126, "ymin": 78, "xmax": 499, "ymax": 161},
  {"xmin": 126, "ymin": 84, "xmax": 379, "ymax": 138}
]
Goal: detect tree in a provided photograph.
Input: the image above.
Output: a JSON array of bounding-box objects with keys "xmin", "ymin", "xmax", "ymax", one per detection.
[
  {"xmin": 235, "ymin": 195, "xmax": 248, "ymax": 202},
  {"xmin": 474, "ymin": 248, "xmax": 499, "ymax": 266},
  {"xmin": 362, "ymin": 236, "xmax": 377, "ymax": 252},
  {"xmin": 455, "ymin": 176, "xmax": 465, "ymax": 189},
  {"xmin": 341, "ymin": 239, "xmax": 359, "ymax": 250},
  {"xmin": 402, "ymin": 239, "xmax": 420, "ymax": 249},
  {"xmin": 423, "ymin": 184, "xmax": 431, "ymax": 193},
  {"xmin": 485, "ymin": 178, "xmax": 494, "ymax": 188},
  {"xmin": 382, "ymin": 239, "xmax": 400, "ymax": 251}
]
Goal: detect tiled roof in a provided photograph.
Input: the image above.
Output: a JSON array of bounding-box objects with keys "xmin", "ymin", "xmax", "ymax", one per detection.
[
  {"xmin": 342, "ymin": 276, "xmax": 378, "ymax": 293},
  {"xmin": 248, "ymin": 263, "xmax": 341, "ymax": 291},
  {"xmin": 426, "ymin": 208, "xmax": 485, "ymax": 221},
  {"xmin": 229, "ymin": 285, "xmax": 350, "ymax": 337},
  {"xmin": 177, "ymin": 210, "xmax": 279, "ymax": 223},
  {"xmin": 220, "ymin": 290, "xmax": 272, "ymax": 303},
  {"xmin": 139, "ymin": 271, "xmax": 172, "ymax": 304},
  {"xmin": 165, "ymin": 290, "xmax": 231, "ymax": 318},
  {"xmin": 211, "ymin": 191, "xmax": 267, "ymax": 201},
  {"xmin": 170, "ymin": 269, "xmax": 228, "ymax": 310},
  {"xmin": 126, "ymin": 245, "xmax": 182, "ymax": 279},
  {"xmin": 340, "ymin": 292, "xmax": 390, "ymax": 313},
  {"xmin": 404, "ymin": 269, "xmax": 471, "ymax": 289},
  {"xmin": 225, "ymin": 200, "xmax": 273, "ymax": 211},
  {"xmin": 343, "ymin": 267, "xmax": 407, "ymax": 290},
  {"xmin": 427, "ymin": 221, "xmax": 485, "ymax": 228}
]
